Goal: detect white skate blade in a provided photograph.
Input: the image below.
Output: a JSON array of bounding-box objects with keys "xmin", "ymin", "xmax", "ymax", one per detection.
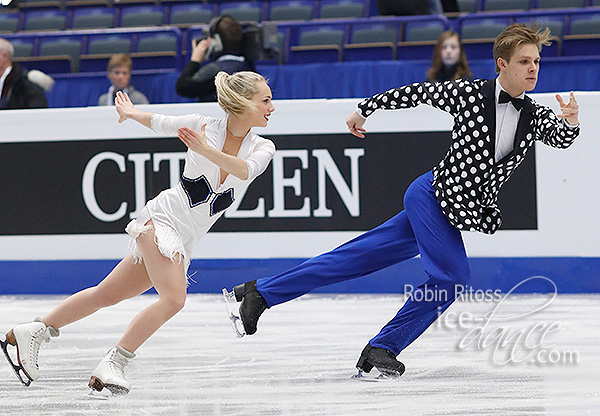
[
  {"xmin": 0, "ymin": 338, "xmax": 32, "ymax": 387},
  {"xmin": 86, "ymin": 388, "xmax": 124, "ymax": 400},
  {"xmin": 351, "ymin": 369, "xmax": 397, "ymax": 382},
  {"xmin": 222, "ymin": 288, "xmax": 246, "ymax": 338}
]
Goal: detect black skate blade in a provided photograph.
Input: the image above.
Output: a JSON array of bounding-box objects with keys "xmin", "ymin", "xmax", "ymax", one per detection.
[
  {"xmin": 222, "ymin": 288, "xmax": 246, "ymax": 338},
  {"xmin": 0, "ymin": 338, "xmax": 32, "ymax": 387}
]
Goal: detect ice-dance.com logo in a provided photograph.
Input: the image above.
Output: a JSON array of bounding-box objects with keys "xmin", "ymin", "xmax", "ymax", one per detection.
[{"xmin": 425, "ymin": 276, "xmax": 579, "ymax": 366}]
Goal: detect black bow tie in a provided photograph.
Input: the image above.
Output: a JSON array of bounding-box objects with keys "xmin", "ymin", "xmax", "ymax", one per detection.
[{"xmin": 498, "ymin": 90, "xmax": 524, "ymax": 111}]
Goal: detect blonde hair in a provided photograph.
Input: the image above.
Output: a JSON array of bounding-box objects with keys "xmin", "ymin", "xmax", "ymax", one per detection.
[
  {"xmin": 493, "ymin": 23, "xmax": 551, "ymax": 73},
  {"xmin": 107, "ymin": 53, "xmax": 132, "ymax": 72},
  {"xmin": 214, "ymin": 71, "xmax": 267, "ymax": 116}
]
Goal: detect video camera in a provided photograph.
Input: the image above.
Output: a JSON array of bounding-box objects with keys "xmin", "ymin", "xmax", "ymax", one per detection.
[{"xmin": 194, "ymin": 16, "xmax": 279, "ymax": 62}]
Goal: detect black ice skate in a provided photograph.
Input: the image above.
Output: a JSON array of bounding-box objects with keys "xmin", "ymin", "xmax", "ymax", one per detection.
[
  {"xmin": 222, "ymin": 280, "xmax": 268, "ymax": 337},
  {"xmin": 353, "ymin": 343, "xmax": 406, "ymax": 380}
]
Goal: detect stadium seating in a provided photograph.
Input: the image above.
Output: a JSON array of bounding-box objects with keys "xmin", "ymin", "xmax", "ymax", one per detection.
[
  {"xmin": 118, "ymin": 5, "xmax": 166, "ymax": 28},
  {"xmin": 218, "ymin": 2, "xmax": 264, "ymax": 23},
  {"xmin": 344, "ymin": 20, "xmax": 399, "ymax": 61},
  {"xmin": 563, "ymin": 12, "xmax": 600, "ymax": 56},
  {"xmin": 1, "ymin": 0, "xmax": 600, "ymax": 76},
  {"xmin": 0, "ymin": 13, "xmax": 20, "ymax": 33},
  {"xmin": 318, "ymin": 0, "xmax": 366, "ymax": 19},
  {"xmin": 168, "ymin": 4, "xmax": 216, "ymax": 27},
  {"xmin": 483, "ymin": 0, "xmax": 531, "ymax": 12},
  {"xmin": 81, "ymin": 32, "xmax": 134, "ymax": 71},
  {"xmin": 70, "ymin": 7, "xmax": 115, "ymax": 30},
  {"xmin": 268, "ymin": 0, "xmax": 316, "ymax": 22},
  {"xmin": 287, "ymin": 21, "xmax": 347, "ymax": 63},
  {"xmin": 23, "ymin": 9, "xmax": 68, "ymax": 31},
  {"xmin": 397, "ymin": 16, "xmax": 450, "ymax": 60}
]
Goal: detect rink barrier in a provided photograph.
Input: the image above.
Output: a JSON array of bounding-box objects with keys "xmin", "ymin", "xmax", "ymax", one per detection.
[{"xmin": 0, "ymin": 257, "xmax": 598, "ymax": 295}]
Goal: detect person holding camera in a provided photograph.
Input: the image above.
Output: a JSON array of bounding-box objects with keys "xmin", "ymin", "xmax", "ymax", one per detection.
[{"xmin": 176, "ymin": 15, "xmax": 257, "ymax": 102}]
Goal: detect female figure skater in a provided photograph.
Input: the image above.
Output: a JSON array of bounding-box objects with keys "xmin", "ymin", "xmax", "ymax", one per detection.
[{"xmin": 2, "ymin": 71, "xmax": 275, "ymax": 394}]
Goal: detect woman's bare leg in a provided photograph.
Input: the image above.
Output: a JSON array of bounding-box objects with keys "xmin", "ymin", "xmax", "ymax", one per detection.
[
  {"xmin": 42, "ymin": 255, "xmax": 153, "ymax": 330},
  {"xmin": 117, "ymin": 223, "xmax": 187, "ymax": 353}
]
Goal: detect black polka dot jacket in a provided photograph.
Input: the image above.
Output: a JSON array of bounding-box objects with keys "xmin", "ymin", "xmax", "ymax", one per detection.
[{"xmin": 357, "ymin": 78, "xmax": 580, "ymax": 234}]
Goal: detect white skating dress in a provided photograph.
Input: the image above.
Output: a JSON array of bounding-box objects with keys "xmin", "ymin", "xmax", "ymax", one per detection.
[{"xmin": 125, "ymin": 113, "xmax": 275, "ymax": 270}]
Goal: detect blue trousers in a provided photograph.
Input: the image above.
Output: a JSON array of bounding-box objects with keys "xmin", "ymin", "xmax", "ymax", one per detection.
[{"xmin": 256, "ymin": 171, "xmax": 471, "ymax": 356}]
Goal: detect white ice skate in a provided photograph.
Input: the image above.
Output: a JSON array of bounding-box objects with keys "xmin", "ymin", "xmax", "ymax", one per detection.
[
  {"xmin": 0, "ymin": 317, "xmax": 59, "ymax": 386},
  {"xmin": 88, "ymin": 346, "xmax": 136, "ymax": 395}
]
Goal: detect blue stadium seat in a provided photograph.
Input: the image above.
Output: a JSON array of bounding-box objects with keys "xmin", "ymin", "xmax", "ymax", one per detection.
[
  {"xmin": 118, "ymin": 5, "xmax": 166, "ymax": 28},
  {"xmin": 10, "ymin": 38, "xmax": 36, "ymax": 59},
  {"xmin": 218, "ymin": 2, "xmax": 265, "ymax": 23},
  {"xmin": 534, "ymin": 0, "xmax": 586, "ymax": 9},
  {"xmin": 344, "ymin": 21, "xmax": 399, "ymax": 61},
  {"xmin": 318, "ymin": 0, "xmax": 366, "ymax": 19},
  {"xmin": 457, "ymin": 0, "xmax": 480, "ymax": 13},
  {"xmin": 37, "ymin": 36, "xmax": 83, "ymax": 73},
  {"xmin": 132, "ymin": 30, "xmax": 182, "ymax": 70},
  {"xmin": 23, "ymin": 9, "xmax": 68, "ymax": 31},
  {"xmin": 397, "ymin": 17, "xmax": 449, "ymax": 60},
  {"xmin": 65, "ymin": 0, "xmax": 111, "ymax": 8},
  {"xmin": 459, "ymin": 16, "xmax": 511, "ymax": 59},
  {"xmin": 168, "ymin": 4, "xmax": 215, "ymax": 27},
  {"xmin": 0, "ymin": 13, "xmax": 21, "ymax": 33},
  {"xmin": 268, "ymin": 0, "xmax": 316, "ymax": 22},
  {"xmin": 562, "ymin": 12, "xmax": 600, "ymax": 56},
  {"xmin": 80, "ymin": 33, "xmax": 134, "ymax": 72},
  {"xmin": 483, "ymin": 0, "xmax": 531, "ymax": 12},
  {"xmin": 70, "ymin": 7, "xmax": 116, "ymax": 30},
  {"xmin": 287, "ymin": 22, "xmax": 347, "ymax": 63},
  {"xmin": 18, "ymin": 0, "xmax": 64, "ymax": 12}
]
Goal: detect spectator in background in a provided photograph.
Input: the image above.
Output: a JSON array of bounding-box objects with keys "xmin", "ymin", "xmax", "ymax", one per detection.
[
  {"xmin": 377, "ymin": 0, "xmax": 431, "ymax": 15},
  {"xmin": 427, "ymin": 31, "xmax": 473, "ymax": 82},
  {"xmin": 441, "ymin": 0, "xmax": 459, "ymax": 13},
  {"xmin": 98, "ymin": 54, "xmax": 149, "ymax": 106},
  {"xmin": 176, "ymin": 15, "xmax": 256, "ymax": 102},
  {"xmin": 377, "ymin": 0, "xmax": 457, "ymax": 16},
  {"xmin": 0, "ymin": 38, "xmax": 48, "ymax": 110}
]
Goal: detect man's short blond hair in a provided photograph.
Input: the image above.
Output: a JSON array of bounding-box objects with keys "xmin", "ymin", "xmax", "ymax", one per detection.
[
  {"xmin": 107, "ymin": 53, "xmax": 132, "ymax": 72},
  {"xmin": 493, "ymin": 23, "xmax": 552, "ymax": 73}
]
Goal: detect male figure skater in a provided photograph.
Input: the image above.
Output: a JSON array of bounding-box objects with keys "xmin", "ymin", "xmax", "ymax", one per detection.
[{"xmin": 228, "ymin": 24, "xmax": 581, "ymax": 378}]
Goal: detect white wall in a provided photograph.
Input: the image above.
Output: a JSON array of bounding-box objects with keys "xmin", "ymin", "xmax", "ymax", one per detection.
[{"xmin": 0, "ymin": 92, "xmax": 598, "ymax": 260}]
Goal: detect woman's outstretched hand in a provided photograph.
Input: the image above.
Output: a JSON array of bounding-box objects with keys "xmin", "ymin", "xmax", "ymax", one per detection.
[
  {"xmin": 178, "ymin": 124, "xmax": 208, "ymax": 155},
  {"xmin": 114, "ymin": 91, "xmax": 134, "ymax": 123}
]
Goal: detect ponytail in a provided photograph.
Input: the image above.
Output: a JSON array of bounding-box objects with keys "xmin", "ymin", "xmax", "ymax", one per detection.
[{"xmin": 214, "ymin": 71, "xmax": 267, "ymax": 116}]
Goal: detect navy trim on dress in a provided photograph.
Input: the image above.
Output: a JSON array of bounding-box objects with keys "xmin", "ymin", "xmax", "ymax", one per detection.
[{"xmin": 180, "ymin": 175, "xmax": 234, "ymax": 216}]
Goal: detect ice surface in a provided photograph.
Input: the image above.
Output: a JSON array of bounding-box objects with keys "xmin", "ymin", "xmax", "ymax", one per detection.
[{"xmin": 1, "ymin": 294, "xmax": 598, "ymax": 415}]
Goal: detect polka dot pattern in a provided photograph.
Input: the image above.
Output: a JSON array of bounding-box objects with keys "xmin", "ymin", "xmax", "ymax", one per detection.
[{"xmin": 358, "ymin": 79, "xmax": 580, "ymax": 234}]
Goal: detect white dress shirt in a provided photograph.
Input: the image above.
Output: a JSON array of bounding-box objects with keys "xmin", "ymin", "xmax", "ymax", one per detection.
[
  {"xmin": 0, "ymin": 66, "xmax": 12, "ymax": 97},
  {"xmin": 494, "ymin": 78, "xmax": 524, "ymax": 163}
]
